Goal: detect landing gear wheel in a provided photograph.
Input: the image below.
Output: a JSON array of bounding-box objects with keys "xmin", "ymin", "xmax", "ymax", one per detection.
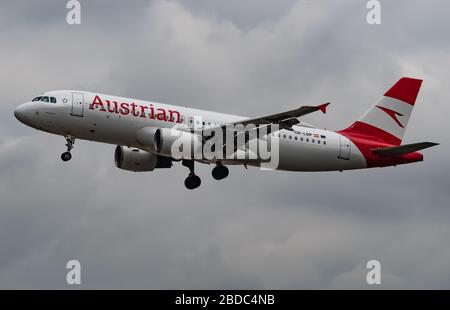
[
  {"xmin": 182, "ymin": 160, "xmax": 201, "ymax": 189},
  {"xmin": 61, "ymin": 152, "xmax": 72, "ymax": 162},
  {"xmin": 212, "ymin": 164, "xmax": 229, "ymax": 180},
  {"xmin": 61, "ymin": 135, "xmax": 75, "ymax": 162},
  {"xmin": 185, "ymin": 174, "xmax": 201, "ymax": 190}
]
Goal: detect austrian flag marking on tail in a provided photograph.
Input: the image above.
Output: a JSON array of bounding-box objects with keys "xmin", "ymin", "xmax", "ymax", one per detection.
[
  {"xmin": 336, "ymin": 77, "xmax": 438, "ymax": 168},
  {"xmin": 375, "ymin": 105, "xmax": 405, "ymax": 128},
  {"xmin": 339, "ymin": 77, "xmax": 423, "ymax": 145},
  {"xmin": 384, "ymin": 77, "xmax": 423, "ymax": 106}
]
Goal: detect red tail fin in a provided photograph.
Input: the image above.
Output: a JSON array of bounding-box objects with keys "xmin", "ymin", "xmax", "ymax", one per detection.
[{"xmin": 339, "ymin": 77, "xmax": 423, "ymax": 145}]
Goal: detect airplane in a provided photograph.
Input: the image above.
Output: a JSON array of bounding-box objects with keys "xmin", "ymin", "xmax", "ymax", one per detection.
[{"xmin": 14, "ymin": 77, "xmax": 438, "ymax": 189}]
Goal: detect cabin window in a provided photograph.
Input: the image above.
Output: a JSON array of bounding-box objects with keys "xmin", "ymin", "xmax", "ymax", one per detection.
[
  {"xmin": 323, "ymin": 141, "xmax": 326, "ymax": 145},
  {"xmin": 306, "ymin": 138, "xmax": 309, "ymax": 142},
  {"xmin": 295, "ymin": 136, "xmax": 298, "ymax": 140},
  {"xmin": 317, "ymin": 140, "xmax": 321, "ymax": 144},
  {"xmin": 300, "ymin": 137, "xmax": 304, "ymax": 141},
  {"xmin": 312, "ymin": 139, "xmax": 315, "ymax": 143}
]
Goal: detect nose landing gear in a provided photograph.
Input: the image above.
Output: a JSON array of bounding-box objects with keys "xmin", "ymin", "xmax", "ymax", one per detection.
[
  {"xmin": 182, "ymin": 160, "xmax": 201, "ymax": 190},
  {"xmin": 61, "ymin": 136, "xmax": 75, "ymax": 162}
]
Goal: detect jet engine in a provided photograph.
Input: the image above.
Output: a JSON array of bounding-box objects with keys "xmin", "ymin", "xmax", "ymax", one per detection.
[
  {"xmin": 114, "ymin": 146, "xmax": 172, "ymax": 172},
  {"xmin": 154, "ymin": 128, "xmax": 202, "ymax": 159}
]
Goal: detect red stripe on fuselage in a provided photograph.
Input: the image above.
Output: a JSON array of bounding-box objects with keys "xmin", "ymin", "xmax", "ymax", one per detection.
[{"xmin": 339, "ymin": 121, "xmax": 401, "ymax": 145}]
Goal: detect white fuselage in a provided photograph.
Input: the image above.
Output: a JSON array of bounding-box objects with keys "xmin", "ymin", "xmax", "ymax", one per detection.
[{"xmin": 14, "ymin": 90, "xmax": 367, "ymax": 171}]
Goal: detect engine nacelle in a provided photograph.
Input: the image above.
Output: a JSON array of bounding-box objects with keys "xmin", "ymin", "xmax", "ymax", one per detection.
[
  {"xmin": 154, "ymin": 128, "xmax": 202, "ymax": 159},
  {"xmin": 136, "ymin": 127, "xmax": 157, "ymax": 149},
  {"xmin": 114, "ymin": 146, "xmax": 172, "ymax": 172}
]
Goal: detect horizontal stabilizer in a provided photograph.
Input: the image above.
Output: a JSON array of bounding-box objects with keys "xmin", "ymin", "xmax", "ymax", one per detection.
[{"xmin": 372, "ymin": 142, "xmax": 439, "ymax": 157}]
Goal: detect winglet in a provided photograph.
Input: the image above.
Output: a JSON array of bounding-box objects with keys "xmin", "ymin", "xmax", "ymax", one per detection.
[{"xmin": 318, "ymin": 102, "xmax": 330, "ymax": 114}]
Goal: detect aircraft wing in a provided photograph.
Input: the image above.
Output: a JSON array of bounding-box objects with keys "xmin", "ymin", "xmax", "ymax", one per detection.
[
  {"xmin": 173, "ymin": 102, "xmax": 330, "ymax": 160},
  {"xmin": 177, "ymin": 102, "xmax": 330, "ymax": 135},
  {"xmin": 225, "ymin": 102, "xmax": 330, "ymax": 131},
  {"xmin": 208, "ymin": 102, "xmax": 330, "ymax": 157}
]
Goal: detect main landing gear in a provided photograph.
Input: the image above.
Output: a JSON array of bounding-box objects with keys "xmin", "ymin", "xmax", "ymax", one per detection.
[
  {"xmin": 182, "ymin": 160, "xmax": 201, "ymax": 190},
  {"xmin": 182, "ymin": 161, "xmax": 230, "ymax": 190},
  {"xmin": 212, "ymin": 163, "xmax": 229, "ymax": 180},
  {"xmin": 61, "ymin": 136, "xmax": 75, "ymax": 162}
]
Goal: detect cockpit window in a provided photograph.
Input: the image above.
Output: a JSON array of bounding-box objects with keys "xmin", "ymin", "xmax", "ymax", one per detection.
[{"xmin": 32, "ymin": 96, "xmax": 57, "ymax": 103}]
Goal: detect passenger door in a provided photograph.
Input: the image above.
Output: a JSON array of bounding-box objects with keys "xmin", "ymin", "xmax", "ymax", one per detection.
[
  {"xmin": 338, "ymin": 135, "xmax": 351, "ymax": 160},
  {"xmin": 71, "ymin": 92, "xmax": 84, "ymax": 117}
]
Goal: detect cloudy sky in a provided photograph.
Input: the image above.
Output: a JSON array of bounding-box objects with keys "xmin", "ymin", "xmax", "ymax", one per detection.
[{"xmin": 0, "ymin": 0, "xmax": 449, "ymax": 289}]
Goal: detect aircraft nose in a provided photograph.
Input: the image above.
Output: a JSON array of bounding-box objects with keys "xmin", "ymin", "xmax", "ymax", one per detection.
[{"xmin": 14, "ymin": 103, "xmax": 30, "ymax": 124}]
